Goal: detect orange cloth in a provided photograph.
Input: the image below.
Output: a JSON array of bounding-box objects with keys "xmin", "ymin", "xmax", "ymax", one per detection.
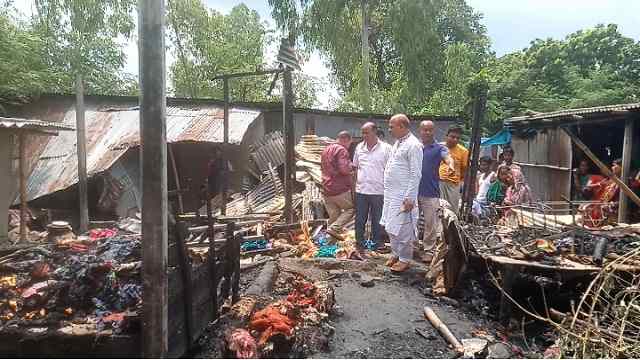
[{"xmin": 439, "ymin": 144, "xmax": 469, "ymax": 185}]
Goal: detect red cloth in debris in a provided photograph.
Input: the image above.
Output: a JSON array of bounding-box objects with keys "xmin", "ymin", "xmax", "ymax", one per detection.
[
  {"xmin": 286, "ymin": 281, "xmax": 317, "ymax": 307},
  {"xmin": 226, "ymin": 328, "xmax": 258, "ymax": 359},
  {"xmin": 89, "ymin": 228, "xmax": 117, "ymax": 240},
  {"xmin": 249, "ymin": 305, "xmax": 296, "ymax": 346}
]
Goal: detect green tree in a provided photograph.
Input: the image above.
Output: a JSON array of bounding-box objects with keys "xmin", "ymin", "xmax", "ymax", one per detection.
[
  {"xmin": 269, "ymin": 0, "xmax": 490, "ymax": 113},
  {"xmin": 0, "ymin": 7, "xmax": 52, "ymax": 110},
  {"xmin": 32, "ymin": 0, "xmax": 136, "ymax": 94},
  {"xmin": 168, "ymin": 0, "xmax": 318, "ymax": 105},
  {"xmin": 486, "ymin": 24, "xmax": 640, "ymax": 132}
]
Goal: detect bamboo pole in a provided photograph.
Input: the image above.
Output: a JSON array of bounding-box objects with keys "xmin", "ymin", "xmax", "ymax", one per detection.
[{"xmin": 18, "ymin": 133, "xmax": 27, "ymax": 242}]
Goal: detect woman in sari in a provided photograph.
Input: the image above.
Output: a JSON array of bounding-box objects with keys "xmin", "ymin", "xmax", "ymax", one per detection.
[
  {"xmin": 580, "ymin": 159, "xmax": 621, "ymax": 227},
  {"xmin": 485, "ymin": 165, "xmax": 511, "ymax": 205},
  {"xmin": 503, "ymin": 168, "xmax": 532, "ymax": 206}
]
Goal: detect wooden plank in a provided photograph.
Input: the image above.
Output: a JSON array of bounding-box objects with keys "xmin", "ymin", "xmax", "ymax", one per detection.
[
  {"xmin": 618, "ymin": 119, "xmax": 634, "ymax": 223},
  {"xmin": 168, "ymin": 143, "xmax": 184, "ymax": 214},
  {"xmin": 562, "ymin": 127, "xmax": 640, "ymax": 208},
  {"xmin": 139, "ymin": 0, "xmax": 169, "ymax": 357},
  {"xmin": 18, "ymin": 133, "xmax": 26, "ymax": 242}
]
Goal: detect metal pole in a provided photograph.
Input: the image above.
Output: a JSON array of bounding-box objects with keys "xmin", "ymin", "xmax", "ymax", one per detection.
[
  {"xmin": 222, "ymin": 77, "xmax": 229, "ymax": 216},
  {"xmin": 618, "ymin": 118, "xmax": 634, "ymax": 223},
  {"xmin": 75, "ymin": 74, "xmax": 89, "ymax": 233},
  {"xmin": 462, "ymin": 90, "xmax": 487, "ymax": 219},
  {"xmin": 283, "ymin": 69, "xmax": 295, "ymax": 223},
  {"xmin": 19, "ymin": 133, "xmax": 27, "ymax": 242},
  {"xmin": 139, "ymin": 0, "xmax": 168, "ymax": 357}
]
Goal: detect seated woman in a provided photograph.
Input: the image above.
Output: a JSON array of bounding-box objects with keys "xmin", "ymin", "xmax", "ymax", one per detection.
[
  {"xmin": 503, "ymin": 169, "xmax": 532, "ymax": 206},
  {"xmin": 573, "ymin": 159, "xmax": 597, "ymax": 201},
  {"xmin": 579, "ymin": 159, "xmax": 622, "ymax": 227},
  {"xmin": 487, "ymin": 165, "xmax": 511, "ymax": 203}
]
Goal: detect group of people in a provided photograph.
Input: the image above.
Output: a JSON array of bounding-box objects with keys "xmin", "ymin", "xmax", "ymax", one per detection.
[
  {"xmin": 320, "ymin": 114, "xmax": 481, "ymax": 273},
  {"xmin": 471, "ymin": 147, "xmax": 533, "ymax": 219}
]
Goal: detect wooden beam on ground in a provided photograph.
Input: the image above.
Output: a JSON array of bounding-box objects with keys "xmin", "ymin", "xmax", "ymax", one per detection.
[
  {"xmin": 139, "ymin": 0, "xmax": 168, "ymax": 357},
  {"xmin": 423, "ymin": 306, "xmax": 464, "ymax": 354},
  {"xmin": 618, "ymin": 119, "xmax": 635, "ymax": 223},
  {"xmin": 18, "ymin": 133, "xmax": 26, "ymax": 242},
  {"xmin": 562, "ymin": 127, "xmax": 640, "ymax": 209},
  {"xmin": 76, "ymin": 74, "xmax": 89, "ymax": 234}
]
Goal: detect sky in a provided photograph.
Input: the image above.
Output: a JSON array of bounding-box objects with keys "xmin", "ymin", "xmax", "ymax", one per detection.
[{"xmin": 13, "ymin": 0, "xmax": 640, "ymax": 108}]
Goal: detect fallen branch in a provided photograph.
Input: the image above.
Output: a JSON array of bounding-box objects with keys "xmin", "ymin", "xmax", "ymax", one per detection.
[{"xmin": 423, "ymin": 306, "xmax": 464, "ymax": 354}]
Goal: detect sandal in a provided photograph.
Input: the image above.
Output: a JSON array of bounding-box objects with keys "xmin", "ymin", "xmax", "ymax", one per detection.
[
  {"xmin": 391, "ymin": 261, "xmax": 410, "ymax": 273},
  {"xmin": 385, "ymin": 256, "xmax": 399, "ymax": 267}
]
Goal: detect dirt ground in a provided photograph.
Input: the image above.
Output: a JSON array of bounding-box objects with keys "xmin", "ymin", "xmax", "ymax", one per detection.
[{"xmin": 193, "ymin": 255, "xmax": 513, "ymax": 359}]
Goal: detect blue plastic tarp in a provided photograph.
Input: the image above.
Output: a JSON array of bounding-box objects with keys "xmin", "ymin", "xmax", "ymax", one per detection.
[{"xmin": 481, "ymin": 129, "xmax": 511, "ymax": 146}]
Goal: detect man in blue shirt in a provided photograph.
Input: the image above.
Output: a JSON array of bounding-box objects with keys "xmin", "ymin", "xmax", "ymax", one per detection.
[{"xmin": 418, "ymin": 121, "xmax": 454, "ymax": 264}]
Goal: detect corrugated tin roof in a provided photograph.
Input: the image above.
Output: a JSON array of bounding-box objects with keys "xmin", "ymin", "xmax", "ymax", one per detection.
[
  {"xmin": 25, "ymin": 103, "xmax": 261, "ymax": 202},
  {"xmin": 0, "ymin": 116, "xmax": 75, "ymax": 132},
  {"xmin": 505, "ymin": 103, "xmax": 640, "ymax": 126}
]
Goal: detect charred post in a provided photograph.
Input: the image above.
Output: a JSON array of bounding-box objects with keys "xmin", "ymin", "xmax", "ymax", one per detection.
[{"xmin": 139, "ymin": 0, "xmax": 169, "ymax": 356}]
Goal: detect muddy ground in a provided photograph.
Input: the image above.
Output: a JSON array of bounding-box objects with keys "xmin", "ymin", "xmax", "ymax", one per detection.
[{"xmin": 193, "ymin": 255, "xmax": 555, "ymax": 359}]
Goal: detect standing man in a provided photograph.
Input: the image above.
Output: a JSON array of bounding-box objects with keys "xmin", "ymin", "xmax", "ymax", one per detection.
[
  {"xmin": 321, "ymin": 131, "xmax": 355, "ymax": 233},
  {"xmin": 418, "ymin": 121, "xmax": 455, "ymax": 263},
  {"xmin": 439, "ymin": 126, "xmax": 469, "ymax": 215},
  {"xmin": 354, "ymin": 122, "xmax": 392, "ymax": 253},
  {"xmin": 381, "ymin": 114, "xmax": 423, "ymax": 272}
]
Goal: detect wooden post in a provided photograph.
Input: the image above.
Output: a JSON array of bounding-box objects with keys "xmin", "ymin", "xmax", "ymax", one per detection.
[
  {"xmin": 76, "ymin": 74, "xmax": 89, "ymax": 234},
  {"xmin": 462, "ymin": 90, "xmax": 487, "ymax": 219},
  {"xmin": 139, "ymin": 0, "xmax": 168, "ymax": 357},
  {"xmin": 283, "ymin": 69, "xmax": 295, "ymax": 223},
  {"xmin": 168, "ymin": 143, "xmax": 184, "ymax": 214},
  {"xmin": 18, "ymin": 133, "xmax": 27, "ymax": 242},
  {"xmin": 618, "ymin": 119, "xmax": 635, "ymax": 223},
  {"xmin": 360, "ymin": 0, "xmax": 370, "ymax": 111},
  {"xmin": 562, "ymin": 127, "xmax": 640, "ymax": 208},
  {"xmin": 222, "ymin": 77, "xmax": 229, "ymax": 216}
]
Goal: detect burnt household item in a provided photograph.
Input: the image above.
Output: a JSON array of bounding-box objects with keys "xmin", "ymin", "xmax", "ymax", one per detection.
[
  {"xmin": 47, "ymin": 221, "xmax": 75, "ymax": 244},
  {"xmin": 592, "ymin": 237, "xmax": 609, "ymax": 265}
]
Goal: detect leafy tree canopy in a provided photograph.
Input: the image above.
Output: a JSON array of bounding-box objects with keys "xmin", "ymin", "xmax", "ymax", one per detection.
[{"xmin": 168, "ymin": 0, "xmax": 319, "ymax": 106}]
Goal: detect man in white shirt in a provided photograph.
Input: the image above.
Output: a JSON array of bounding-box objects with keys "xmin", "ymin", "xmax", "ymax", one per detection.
[
  {"xmin": 354, "ymin": 122, "xmax": 392, "ymax": 253},
  {"xmin": 380, "ymin": 114, "xmax": 423, "ymax": 273}
]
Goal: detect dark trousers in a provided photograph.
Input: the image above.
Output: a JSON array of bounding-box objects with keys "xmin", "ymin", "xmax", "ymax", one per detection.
[{"xmin": 355, "ymin": 193, "xmax": 384, "ymax": 249}]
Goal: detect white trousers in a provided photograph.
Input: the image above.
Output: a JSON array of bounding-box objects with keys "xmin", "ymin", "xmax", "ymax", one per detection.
[{"xmin": 389, "ymin": 222, "xmax": 417, "ymax": 263}]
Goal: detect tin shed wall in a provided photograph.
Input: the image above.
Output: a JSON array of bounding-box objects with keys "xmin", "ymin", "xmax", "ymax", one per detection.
[{"xmin": 511, "ymin": 128, "xmax": 572, "ymax": 202}]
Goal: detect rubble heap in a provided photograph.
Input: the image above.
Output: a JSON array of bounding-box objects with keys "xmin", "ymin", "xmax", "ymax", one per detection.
[
  {"xmin": 462, "ymin": 221, "xmax": 640, "ymax": 268},
  {"xmin": 0, "ymin": 229, "xmax": 142, "ymax": 335}
]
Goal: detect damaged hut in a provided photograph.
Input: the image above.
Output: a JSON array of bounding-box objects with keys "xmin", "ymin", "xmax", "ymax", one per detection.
[
  {"xmin": 8, "ymin": 94, "xmax": 457, "ymax": 227},
  {"xmin": 0, "ymin": 117, "xmax": 74, "ymax": 245},
  {"xmin": 504, "ymin": 102, "xmax": 640, "ymax": 225}
]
